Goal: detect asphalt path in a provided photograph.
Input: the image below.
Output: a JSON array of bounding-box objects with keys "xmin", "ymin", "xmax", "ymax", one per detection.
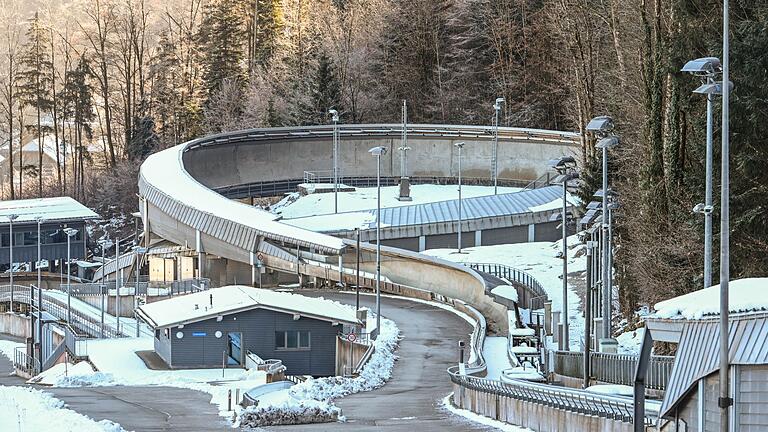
[{"xmin": 269, "ymin": 291, "xmax": 495, "ymax": 432}]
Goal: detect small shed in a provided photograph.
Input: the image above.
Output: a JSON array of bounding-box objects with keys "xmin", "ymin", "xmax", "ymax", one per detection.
[
  {"xmin": 641, "ymin": 278, "xmax": 768, "ymax": 432},
  {"xmin": 137, "ymin": 286, "xmax": 363, "ymax": 376}
]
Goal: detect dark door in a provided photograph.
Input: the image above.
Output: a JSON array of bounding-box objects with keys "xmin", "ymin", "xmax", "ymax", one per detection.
[{"xmin": 227, "ymin": 332, "xmax": 242, "ymax": 366}]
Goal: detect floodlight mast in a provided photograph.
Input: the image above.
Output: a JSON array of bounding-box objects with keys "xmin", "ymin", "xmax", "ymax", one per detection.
[
  {"xmin": 368, "ymin": 146, "xmax": 387, "ymax": 340},
  {"xmin": 329, "ymin": 109, "xmax": 340, "ymax": 213},
  {"xmin": 586, "ymin": 115, "xmax": 617, "ymax": 347},
  {"xmin": 492, "ymin": 97, "xmax": 505, "ymax": 194}
]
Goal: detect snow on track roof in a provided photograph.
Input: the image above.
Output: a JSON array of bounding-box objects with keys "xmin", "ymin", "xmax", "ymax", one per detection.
[
  {"xmin": 652, "ymin": 278, "xmax": 768, "ymax": 320},
  {"xmin": 138, "ymin": 286, "xmax": 361, "ymax": 328},
  {"xmin": 0, "ymin": 196, "xmax": 98, "ymax": 224},
  {"xmin": 140, "ymin": 144, "xmax": 346, "ymax": 252}
]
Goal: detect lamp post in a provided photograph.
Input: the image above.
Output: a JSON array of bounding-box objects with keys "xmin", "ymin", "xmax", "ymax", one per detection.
[
  {"xmin": 368, "ymin": 146, "xmax": 387, "ymax": 339},
  {"xmin": 35, "ymin": 216, "xmax": 45, "ymax": 360},
  {"xmin": 548, "ymin": 156, "xmax": 578, "ymax": 350},
  {"xmin": 492, "ymin": 97, "xmax": 505, "ymax": 195},
  {"xmin": 63, "ymin": 227, "xmax": 78, "ymax": 326},
  {"xmin": 7, "ymin": 214, "xmax": 18, "ymax": 311},
  {"xmin": 681, "ymin": 57, "xmax": 724, "ymax": 290},
  {"xmin": 115, "ymin": 237, "xmax": 121, "ymax": 334},
  {"xmin": 132, "ymin": 246, "xmax": 147, "ymax": 337},
  {"xmin": 455, "ymin": 142, "xmax": 466, "ymax": 253},
  {"xmin": 397, "ymin": 100, "xmax": 412, "ymax": 201},
  {"xmin": 719, "ymin": 0, "xmax": 732, "ymax": 425},
  {"xmin": 355, "ymin": 227, "xmax": 361, "ymax": 311},
  {"xmin": 586, "ymin": 115, "xmax": 619, "ymax": 347},
  {"xmin": 329, "ymin": 109, "xmax": 340, "ymax": 214},
  {"xmin": 97, "ymin": 239, "xmax": 108, "ymax": 338}
]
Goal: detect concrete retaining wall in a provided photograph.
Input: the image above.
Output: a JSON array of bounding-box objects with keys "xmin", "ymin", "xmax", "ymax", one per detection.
[
  {"xmin": 0, "ymin": 313, "xmax": 31, "ymax": 339},
  {"xmin": 452, "ymin": 382, "xmax": 652, "ymax": 432}
]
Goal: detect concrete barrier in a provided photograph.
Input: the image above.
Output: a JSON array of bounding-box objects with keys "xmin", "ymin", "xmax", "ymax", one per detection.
[{"xmin": 0, "ymin": 313, "xmax": 31, "ymax": 339}]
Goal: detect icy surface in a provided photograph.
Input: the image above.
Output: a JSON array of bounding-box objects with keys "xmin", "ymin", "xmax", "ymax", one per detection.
[
  {"xmin": 652, "ymin": 278, "xmax": 768, "ymax": 319},
  {"xmin": 586, "ymin": 384, "xmax": 635, "ymax": 397},
  {"xmin": 138, "ymin": 285, "xmax": 361, "ymax": 328},
  {"xmin": 491, "ymin": 285, "xmax": 519, "ymax": 303},
  {"xmin": 482, "ymin": 337, "xmax": 513, "ymax": 380},
  {"xmin": 140, "ymin": 144, "xmax": 345, "ymax": 251},
  {"xmin": 424, "ymin": 235, "xmax": 586, "ymax": 351},
  {"xmin": 441, "ymin": 394, "xmax": 531, "ymax": 431},
  {"xmin": 271, "ymin": 184, "xmax": 522, "ymax": 219},
  {"xmin": 0, "ymin": 386, "xmax": 125, "ymax": 432}
]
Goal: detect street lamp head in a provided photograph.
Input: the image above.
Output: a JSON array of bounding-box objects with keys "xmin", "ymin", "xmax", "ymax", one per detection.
[
  {"xmin": 368, "ymin": 146, "xmax": 387, "ymax": 156},
  {"xmin": 681, "ymin": 57, "xmax": 722, "ymax": 77},
  {"xmin": 454, "ymin": 141, "xmax": 466, "ymax": 149},
  {"xmin": 586, "ymin": 115, "xmax": 614, "ymax": 134},
  {"xmin": 548, "ymin": 156, "xmax": 577, "ymax": 172},
  {"xmin": 693, "ymin": 80, "xmax": 734, "ymax": 95},
  {"xmin": 35, "ymin": 215, "xmax": 45, "ymax": 224},
  {"xmin": 328, "ymin": 109, "xmax": 339, "ymax": 122},
  {"xmin": 494, "ymin": 97, "xmax": 505, "ymax": 110},
  {"xmin": 133, "ymin": 245, "xmax": 148, "ymax": 254},
  {"xmin": 596, "ymin": 136, "xmax": 620, "ymax": 149},
  {"xmin": 7, "ymin": 214, "xmax": 18, "ymax": 222},
  {"xmin": 63, "ymin": 228, "xmax": 78, "ymax": 237}
]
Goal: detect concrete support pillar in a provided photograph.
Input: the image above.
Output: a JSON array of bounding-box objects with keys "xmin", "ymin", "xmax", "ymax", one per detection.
[
  {"xmin": 544, "ymin": 301, "xmax": 553, "ymax": 335},
  {"xmin": 195, "ymin": 230, "xmax": 204, "ymax": 279},
  {"xmin": 250, "ymin": 251, "xmax": 256, "ymax": 286},
  {"xmin": 474, "ymin": 230, "xmax": 482, "ymax": 247},
  {"xmin": 528, "ymin": 224, "xmax": 535, "ymax": 242},
  {"xmin": 418, "ymin": 236, "xmax": 426, "ymax": 252}
]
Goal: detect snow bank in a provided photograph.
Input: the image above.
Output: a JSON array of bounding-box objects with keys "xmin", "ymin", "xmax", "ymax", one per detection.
[
  {"xmin": 616, "ymin": 327, "xmax": 645, "ymax": 355},
  {"xmin": 483, "ymin": 337, "xmax": 513, "ymax": 380},
  {"xmin": 501, "ymin": 365, "xmax": 546, "ymax": 382},
  {"xmin": 28, "ymin": 361, "xmax": 99, "ymax": 385},
  {"xmin": 586, "ymin": 384, "xmax": 634, "ymax": 397},
  {"xmin": 441, "ymin": 394, "xmax": 531, "ymax": 431},
  {"xmin": 0, "ymin": 339, "xmax": 24, "ymax": 362},
  {"xmin": 491, "ymin": 285, "xmax": 519, "ymax": 303},
  {"xmin": 0, "ymin": 386, "xmax": 125, "ymax": 432},
  {"xmin": 238, "ymin": 399, "xmax": 341, "ymax": 427},
  {"xmin": 652, "ymin": 278, "xmax": 768, "ymax": 319}
]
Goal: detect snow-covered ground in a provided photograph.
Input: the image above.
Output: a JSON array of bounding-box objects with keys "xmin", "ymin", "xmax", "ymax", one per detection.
[
  {"xmin": 652, "ymin": 277, "xmax": 768, "ymax": 319},
  {"xmin": 482, "ymin": 337, "xmax": 512, "ymax": 380},
  {"xmin": 0, "ymin": 339, "xmax": 24, "ymax": 363},
  {"xmin": 271, "ymin": 184, "xmax": 522, "ymax": 219},
  {"xmin": 0, "ymin": 386, "xmax": 125, "ymax": 432},
  {"xmin": 424, "ymin": 235, "xmax": 587, "ymax": 351}
]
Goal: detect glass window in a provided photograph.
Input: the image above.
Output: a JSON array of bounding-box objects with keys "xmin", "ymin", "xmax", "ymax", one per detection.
[
  {"xmin": 286, "ymin": 331, "xmax": 298, "ymax": 349},
  {"xmin": 23, "ymin": 231, "xmax": 38, "ymax": 246},
  {"xmin": 299, "ymin": 331, "xmax": 311, "ymax": 349},
  {"xmin": 0, "ymin": 232, "xmax": 8, "ymax": 247},
  {"xmin": 275, "ymin": 331, "xmax": 286, "ymax": 349}
]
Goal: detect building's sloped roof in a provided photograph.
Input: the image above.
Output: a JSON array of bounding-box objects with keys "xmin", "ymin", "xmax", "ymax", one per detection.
[
  {"xmin": 659, "ymin": 312, "xmax": 768, "ymax": 418},
  {"xmin": 137, "ymin": 285, "xmax": 361, "ymax": 328},
  {"xmin": 652, "ymin": 278, "xmax": 768, "ymax": 319},
  {"xmin": 0, "ymin": 196, "xmax": 99, "ymax": 224}
]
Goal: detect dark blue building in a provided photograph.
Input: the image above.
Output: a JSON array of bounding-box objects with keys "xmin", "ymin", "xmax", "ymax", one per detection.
[{"xmin": 137, "ymin": 286, "xmax": 363, "ymax": 376}]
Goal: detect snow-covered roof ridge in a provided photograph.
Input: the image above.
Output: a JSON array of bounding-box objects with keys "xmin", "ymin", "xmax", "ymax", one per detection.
[
  {"xmin": 137, "ymin": 286, "xmax": 362, "ymax": 329},
  {"xmin": 651, "ymin": 278, "xmax": 768, "ymax": 320},
  {"xmin": 0, "ymin": 196, "xmax": 99, "ymax": 223}
]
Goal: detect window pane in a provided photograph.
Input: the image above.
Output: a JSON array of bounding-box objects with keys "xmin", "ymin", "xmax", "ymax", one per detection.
[
  {"xmin": 299, "ymin": 331, "xmax": 310, "ymax": 348},
  {"xmin": 1, "ymin": 233, "xmax": 8, "ymax": 247},
  {"xmin": 275, "ymin": 331, "xmax": 286, "ymax": 349},
  {"xmin": 286, "ymin": 331, "xmax": 298, "ymax": 349},
  {"xmin": 24, "ymin": 231, "xmax": 38, "ymax": 246}
]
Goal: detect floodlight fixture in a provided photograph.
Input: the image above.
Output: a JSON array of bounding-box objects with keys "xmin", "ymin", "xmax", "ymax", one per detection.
[
  {"xmin": 63, "ymin": 227, "xmax": 78, "ymax": 237},
  {"xmin": 586, "ymin": 115, "xmax": 614, "ymax": 135},
  {"xmin": 368, "ymin": 146, "xmax": 387, "ymax": 156},
  {"xmin": 681, "ymin": 57, "xmax": 722, "ymax": 77},
  {"xmin": 548, "ymin": 156, "xmax": 577, "ymax": 172},
  {"xmin": 596, "ymin": 136, "xmax": 620, "ymax": 149},
  {"xmin": 494, "ymin": 97, "xmax": 505, "ymax": 110},
  {"xmin": 454, "ymin": 141, "xmax": 465, "ymax": 149},
  {"xmin": 693, "ymin": 80, "xmax": 733, "ymax": 95},
  {"xmin": 328, "ymin": 109, "xmax": 339, "ymax": 122}
]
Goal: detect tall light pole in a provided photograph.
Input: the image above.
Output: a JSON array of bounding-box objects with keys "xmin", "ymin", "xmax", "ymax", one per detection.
[
  {"xmin": 681, "ymin": 57, "xmax": 724, "ymax": 290},
  {"xmin": 368, "ymin": 146, "xmax": 387, "ymax": 339},
  {"xmin": 35, "ymin": 216, "xmax": 45, "ymax": 360},
  {"xmin": 397, "ymin": 100, "xmax": 412, "ymax": 202},
  {"xmin": 115, "ymin": 237, "xmax": 121, "ymax": 334},
  {"xmin": 97, "ymin": 239, "xmax": 108, "ymax": 338},
  {"xmin": 586, "ymin": 115, "xmax": 619, "ymax": 347},
  {"xmin": 7, "ymin": 214, "xmax": 18, "ymax": 311},
  {"xmin": 329, "ymin": 109, "xmax": 340, "ymax": 213},
  {"xmin": 548, "ymin": 157, "xmax": 578, "ymax": 350},
  {"xmin": 63, "ymin": 227, "xmax": 78, "ymax": 326},
  {"xmin": 455, "ymin": 142, "xmax": 466, "ymax": 253},
  {"xmin": 719, "ymin": 0, "xmax": 732, "ymax": 425},
  {"xmin": 132, "ymin": 245, "xmax": 147, "ymax": 337},
  {"xmin": 492, "ymin": 97, "xmax": 505, "ymax": 195}
]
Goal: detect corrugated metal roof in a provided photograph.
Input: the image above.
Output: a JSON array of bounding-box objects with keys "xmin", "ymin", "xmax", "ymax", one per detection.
[
  {"xmin": 660, "ymin": 312, "xmax": 768, "ymax": 418},
  {"xmin": 0, "ymin": 196, "xmax": 99, "ymax": 224},
  {"xmin": 288, "ymin": 186, "xmax": 566, "ymax": 232},
  {"xmin": 92, "ymin": 252, "xmax": 135, "ymax": 282}
]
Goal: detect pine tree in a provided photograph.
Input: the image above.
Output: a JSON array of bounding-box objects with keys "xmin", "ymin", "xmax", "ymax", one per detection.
[
  {"xmin": 197, "ymin": 0, "xmax": 248, "ymax": 105},
  {"xmin": 16, "ymin": 12, "xmax": 53, "ymax": 197},
  {"xmin": 61, "ymin": 56, "xmax": 94, "ymax": 200},
  {"xmin": 247, "ymin": 0, "xmax": 283, "ymax": 73},
  {"xmin": 126, "ymin": 116, "xmax": 158, "ymax": 160}
]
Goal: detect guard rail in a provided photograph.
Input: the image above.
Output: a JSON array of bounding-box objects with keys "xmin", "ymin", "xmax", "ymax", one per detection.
[{"xmin": 553, "ymin": 350, "xmax": 674, "ymax": 391}]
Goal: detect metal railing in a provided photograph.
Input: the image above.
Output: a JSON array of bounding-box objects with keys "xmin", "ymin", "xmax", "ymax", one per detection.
[
  {"xmin": 466, "ymin": 263, "xmax": 548, "ymax": 311},
  {"xmin": 14, "ymin": 346, "xmax": 40, "ymax": 376},
  {"xmin": 553, "ymin": 350, "xmax": 674, "ymax": 391},
  {"xmin": 64, "ymin": 324, "xmax": 90, "ymax": 360},
  {"xmin": 60, "ymin": 278, "xmax": 210, "ymax": 297},
  {"xmin": 448, "ymin": 367, "xmax": 659, "ymax": 425}
]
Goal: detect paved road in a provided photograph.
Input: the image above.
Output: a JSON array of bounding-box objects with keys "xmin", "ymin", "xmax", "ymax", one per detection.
[
  {"xmin": 0, "ymin": 339, "xmax": 227, "ymax": 431},
  {"xmin": 271, "ymin": 291, "xmax": 494, "ymax": 431}
]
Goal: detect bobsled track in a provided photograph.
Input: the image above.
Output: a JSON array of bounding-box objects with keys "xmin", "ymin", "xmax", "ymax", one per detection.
[{"xmin": 136, "ymin": 124, "xmax": 580, "ymax": 334}]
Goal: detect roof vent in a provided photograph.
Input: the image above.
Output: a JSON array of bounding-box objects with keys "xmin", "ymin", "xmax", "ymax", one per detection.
[{"xmin": 194, "ymin": 304, "xmax": 199, "ymax": 310}]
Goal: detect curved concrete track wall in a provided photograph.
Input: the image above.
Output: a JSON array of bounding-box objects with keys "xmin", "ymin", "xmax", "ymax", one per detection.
[{"xmin": 138, "ymin": 124, "xmax": 581, "ymax": 332}]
